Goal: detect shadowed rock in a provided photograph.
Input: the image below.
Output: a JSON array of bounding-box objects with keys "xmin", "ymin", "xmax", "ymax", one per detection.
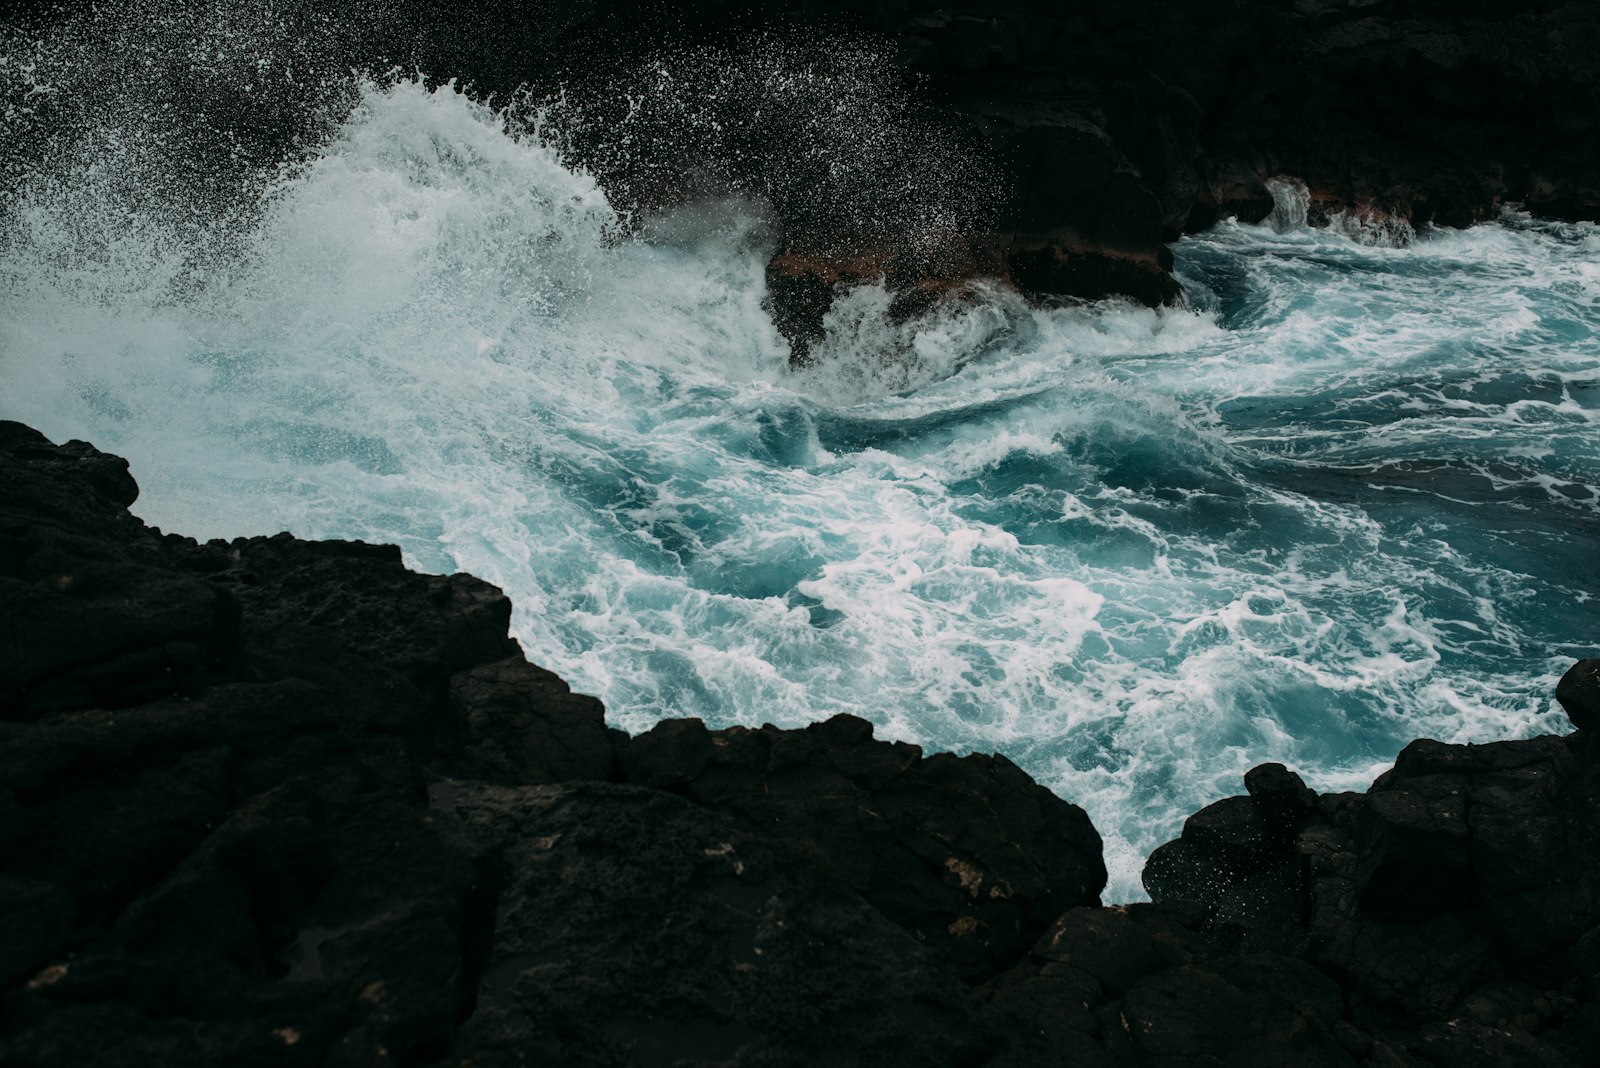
[
  {"xmin": 470, "ymin": 1, "xmax": 1600, "ymax": 356},
  {"xmin": 1144, "ymin": 731, "xmax": 1600, "ymax": 1063},
  {"xmin": 619, "ymin": 713, "xmax": 1106, "ymax": 982},
  {"xmin": 437, "ymin": 780, "xmax": 995, "ymax": 1065},
  {"xmin": 3, "ymin": 420, "xmax": 1598, "ymax": 1067},
  {"xmin": 0, "ymin": 423, "xmax": 1069, "ymax": 1064},
  {"xmin": 1559, "ymin": 659, "xmax": 1600, "ymax": 732}
]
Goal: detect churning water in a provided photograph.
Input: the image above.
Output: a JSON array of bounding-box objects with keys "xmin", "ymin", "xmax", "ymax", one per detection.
[{"xmin": 4, "ymin": 17, "xmax": 1597, "ymax": 899}]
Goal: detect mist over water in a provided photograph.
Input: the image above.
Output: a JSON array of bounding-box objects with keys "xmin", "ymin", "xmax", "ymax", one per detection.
[{"xmin": 4, "ymin": 13, "xmax": 1597, "ymax": 900}]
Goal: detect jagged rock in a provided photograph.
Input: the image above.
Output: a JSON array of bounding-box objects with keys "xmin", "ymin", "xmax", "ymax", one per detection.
[
  {"xmin": 0, "ymin": 877, "xmax": 75, "ymax": 987},
  {"xmin": 1141, "ymin": 777, "xmax": 1310, "ymax": 954},
  {"xmin": 1355, "ymin": 767, "xmax": 1474, "ymax": 919},
  {"xmin": 431, "ymin": 657, "xmax": 615, "ymax": 786},
  {"xmin": 0, "ymin": 425, "xmax": 525, "ymax": 1065},
  {"xmin": 982, "ymin": 903, "xmax": 1357, "ymax": 1067},
  {"xmin": 3, "ymin": 421, "xmax": 1598, "ymax": 1068},
  {"xmin": 0, "ymin": 422, "xmax": 240, "ymax": 719},
  {"xmin": 0, "ymin": 424, "xmax": 1071, "ymax": 1065},
  {"xmin": 1145, "ymin": 730, "xmax": 1600, "ymax": 1065},
  {"xmin": 463, "ymin": 0, "xmax": 1600, "ymax": 348},
  {"xmin": 618, "ymin": 713, "xmax": 1106, "ymax": 981},
  {"xmin": 0, "ymin": 420, "xmax": 139, "ymax": 529},
  {"xmin": 1244, "ymin": 762, "xmax": 1318, "ymax": 830},
  {"xmin": 1112, "ymin": 952, "xmax": 1350, "ymax": 1067}
]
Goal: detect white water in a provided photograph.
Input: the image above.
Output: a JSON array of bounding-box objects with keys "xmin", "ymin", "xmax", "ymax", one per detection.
[{"xmin": 4, "ymin": 73, "xmax": 1597, "ymax": 900}]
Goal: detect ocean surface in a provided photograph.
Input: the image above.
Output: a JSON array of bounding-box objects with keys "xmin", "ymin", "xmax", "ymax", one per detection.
[{"xmin": 4, "ymin": 20, "xmax": 1597, "ymax": 899}]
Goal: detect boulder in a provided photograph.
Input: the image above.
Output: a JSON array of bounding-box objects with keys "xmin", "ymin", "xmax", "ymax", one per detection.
[
  {"xmin": 1145, "ymin": 729, "xmax": 1600, "ymax": 1064},
  {"xmin": 1558, "ymin": 659, "xmax": 1600, "ymax": 732}
]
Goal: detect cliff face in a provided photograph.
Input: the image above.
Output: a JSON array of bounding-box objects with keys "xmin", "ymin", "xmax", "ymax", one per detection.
[{"xmin": 3, "ymin": 422, "xmax": 1599, "ymax": 1065}]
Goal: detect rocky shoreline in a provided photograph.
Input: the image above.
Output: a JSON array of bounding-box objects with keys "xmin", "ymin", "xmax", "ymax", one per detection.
[
  {"xmin": 496, "ymin": 0, "xmax": 1600, "ymax": 354},
  {"xmin": 3, "ymin": 423, "xmax": 1598, "ymax": 1065},
  {"xmin": 8, "ymin": 1, "xmax": 1596, "ymax": 357}
]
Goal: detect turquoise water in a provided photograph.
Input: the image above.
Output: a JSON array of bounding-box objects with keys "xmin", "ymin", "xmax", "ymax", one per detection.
[{"xmin": 3, "ymin": 62, "xmax": 1596, "ymax": 898}]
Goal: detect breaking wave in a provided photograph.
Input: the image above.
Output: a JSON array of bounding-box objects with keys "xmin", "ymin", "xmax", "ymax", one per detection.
[{"xmin": 3, "ymin": 7, "xmax": 1597, "ymax": 899}]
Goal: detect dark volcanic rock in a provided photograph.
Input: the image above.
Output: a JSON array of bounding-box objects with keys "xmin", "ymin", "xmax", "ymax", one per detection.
[
  {"xmin": 981, "ymin": 904, "xmax": 1357, "ymax": 1067},
  {"xmin": 0, "ymin": 877, "xmax": 75, "ymax": 987},
  {"xmin": 0, "ymin": 423, "xmax": 1060, "ymax": 1065},
  {"xmin": 888, "ymin": 0, "xmax": 1600, "ymax": 240},
  {"xmin": 0, "ymin": 424, "xmax": 238, "ymax": 719},
  {"xmin": 478, "ymin": 1, "xmax": 1600, "ymax": 357},
  {"xmin": 438, "ymin": 780, "xmax": 995, "ymax": 1066},
  {"xmin": 1144, "ymin": 731, "xmax": 1600, "ymax": 1065},
  {"xmin": 1559, "ymin": 658, "xmax": 1600, "ymax": 732},
  {"xmin": 4, "ymin": 420, "xmax": 1599, "ymax": 1068},
  {"xmin": 431, "ymin": 657, "xmax": 615, "ymax": 786},
  {"xmin": 619, "ymin": 713, "xmax": 1106, "ymax": 981}
]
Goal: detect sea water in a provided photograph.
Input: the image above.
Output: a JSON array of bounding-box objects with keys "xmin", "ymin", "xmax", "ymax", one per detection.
[{"xmin": 3, "ymin": 30, "xmax": 1596, "ymax": 900}]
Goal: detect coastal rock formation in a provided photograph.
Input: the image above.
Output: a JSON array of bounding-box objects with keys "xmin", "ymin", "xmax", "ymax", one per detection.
[
  {"xmin": 1, "ymin": 422, "xmax": 1596, "ymax": 1066},
  {"xmin": 619, "ymin": 713, "xmax": 1105, "ymax": 982},
  {"xmin": 485, "ymin": 0, "xmax": 1600, "ymax": 353},
  {"xmin": 0, "ymin": 422, "xmax": 1089, "ymax": 1065},
  {"xmin": 7, "ymin": 1, "xmax": 1595, "ymax": 357},
  {"xmin": 1143, "ymin": 729, "xmax": 1600, "ymax": 1064}
]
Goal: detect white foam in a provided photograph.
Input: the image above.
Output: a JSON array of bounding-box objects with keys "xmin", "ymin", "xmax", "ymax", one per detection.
[{"xmin": 4, "ymin": 71, "xmax": 1595, "ymax": 905}]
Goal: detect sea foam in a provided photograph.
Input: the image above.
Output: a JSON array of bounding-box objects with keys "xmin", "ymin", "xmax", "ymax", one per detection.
[{"xmin": 3, "ymin": 64, "xmax": 1595, "ymax": 900}]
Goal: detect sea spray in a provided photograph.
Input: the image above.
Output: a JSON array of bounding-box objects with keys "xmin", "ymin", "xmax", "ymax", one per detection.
[{"xmin": 3, "ymin": 18, "xmax": 1597, "ymax": 899}]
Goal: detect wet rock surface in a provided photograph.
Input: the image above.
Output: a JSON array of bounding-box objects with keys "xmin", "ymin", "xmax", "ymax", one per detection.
[
  {"xmin": 2, "ymin": 422, "xmax": 1597, "ymax": 1066},
  {"xmin": 491, "ymin": 0, "xmax": 1600, "ymax": 353},
  {"xmin": 8, "ymin": 2, "xmax": 1594, "ymax": 358},
  {"xmin": 1143, "ymin": 737, "xmax": 1600, "ymax": 1064}
]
